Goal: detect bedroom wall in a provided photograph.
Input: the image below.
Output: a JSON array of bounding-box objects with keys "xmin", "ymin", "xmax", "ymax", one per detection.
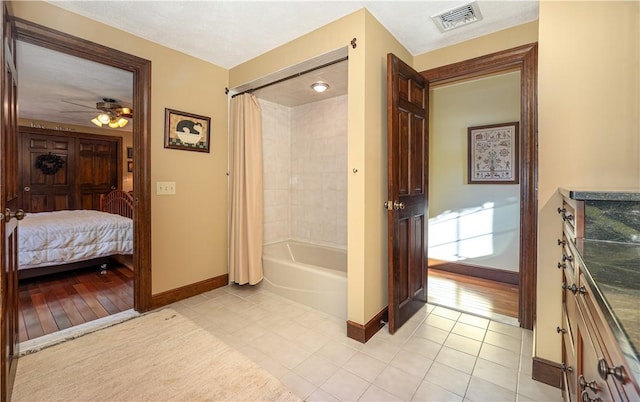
[
  {"xmin": 12, "ymin": 2, "xmax": 230, "ymax": 295},
  {"xmin": 17, "ymin": 119, "xmax": 133, "ymax": 191},
  {"xmin": 429, "ymin": 71, "xmax": 521, "ymax": 272}
]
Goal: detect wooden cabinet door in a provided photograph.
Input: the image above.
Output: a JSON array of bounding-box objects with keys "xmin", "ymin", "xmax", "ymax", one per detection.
[
  {"xmin": 76, "ymin": 138, "xmax": 118, "ymax": 209},
  {"xmin": 19, "ymin": 132, "xmax": 73, "ymax": 212}
]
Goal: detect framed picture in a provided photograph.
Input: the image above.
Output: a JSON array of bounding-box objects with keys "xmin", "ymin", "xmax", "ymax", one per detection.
[
  {"xmin": 127, "ymin": 160, "xmax": 133, "ymax": 172},
  {"xmin": 126, "ymin": 147, "xmax": 133, "ymax": 159},
  {"xmin": 468, "ymin": 122, "xmax": 519, "ymax": 184},
  {"xmin": 164, "ymin": 108, "xmax": 211, "ymax": 153}
]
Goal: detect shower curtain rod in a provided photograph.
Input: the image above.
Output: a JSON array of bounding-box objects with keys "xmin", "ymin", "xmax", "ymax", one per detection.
[{"xmin": 231, "ymin": 56, "xmax": 348, "ymax": 98}]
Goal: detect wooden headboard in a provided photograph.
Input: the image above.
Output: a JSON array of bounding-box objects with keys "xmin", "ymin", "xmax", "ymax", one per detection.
[{"xmin": 99, "ymin": 190, "xmax": 134, "ymax": 219}]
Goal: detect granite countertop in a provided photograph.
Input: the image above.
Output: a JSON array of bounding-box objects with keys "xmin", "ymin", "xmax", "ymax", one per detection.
[
  {"xmin": 572, "ymin": 238, "xmax": 640, "ymax": 385},
  {"xmin": 560, "ymin": 187, "xmax": 640, "ymax": 202}
]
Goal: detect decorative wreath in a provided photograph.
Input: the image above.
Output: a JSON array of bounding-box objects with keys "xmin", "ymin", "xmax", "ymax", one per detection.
[{"xmin": 35, "ymin": 153, "xmax": 65, "ymax": 175}]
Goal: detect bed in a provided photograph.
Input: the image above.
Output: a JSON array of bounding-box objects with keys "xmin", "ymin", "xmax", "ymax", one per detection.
[{"xmin": 18, "ymin": 190, "xmax": 134, "ymax": 279}]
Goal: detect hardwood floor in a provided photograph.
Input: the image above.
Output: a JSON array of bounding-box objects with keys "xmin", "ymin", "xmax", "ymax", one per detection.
[
  {"xmin": 18, "ymin": 264, "xmax": 134, "ymax": 342},
  {"xmin": 428, "ymin": 268, "xmax": 519, "ymax": 320}
]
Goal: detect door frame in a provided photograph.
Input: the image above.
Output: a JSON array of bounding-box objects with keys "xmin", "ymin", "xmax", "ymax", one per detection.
[
  {"xmin": 421, "ymin": 43, "xmax": 538, "ymax": 330},
  {"xmin": 12, "ymin": 17, "xmax": 152, "ymax": 312}
]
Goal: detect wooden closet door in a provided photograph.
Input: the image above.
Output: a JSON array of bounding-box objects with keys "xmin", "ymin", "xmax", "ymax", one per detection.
[
  {"xmin": 20, "ymin": 133, "xmax": 73, "ymax": 212},
  {"xmin": 76, "ymin": 138, "xmax": 118, "ymax": 210}
]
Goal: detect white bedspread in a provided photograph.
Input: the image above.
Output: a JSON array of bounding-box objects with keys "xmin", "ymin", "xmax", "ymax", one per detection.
[{"xmin": 19, "ymin": 210, "xmax": 133, "ymax": 270}]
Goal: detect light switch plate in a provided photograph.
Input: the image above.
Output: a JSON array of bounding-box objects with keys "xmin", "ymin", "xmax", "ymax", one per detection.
[{"xmin": 157, "ymin": 181, "xmax": 176, "ymax": 195}]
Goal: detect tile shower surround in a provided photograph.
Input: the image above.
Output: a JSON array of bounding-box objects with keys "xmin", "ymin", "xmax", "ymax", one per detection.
[{"xmin": 260, "ymin": 95, "xmax": 348, "ymax": 249}]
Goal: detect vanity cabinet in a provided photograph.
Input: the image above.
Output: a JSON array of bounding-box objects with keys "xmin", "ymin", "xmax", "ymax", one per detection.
[{"xmin": 558, "ymin": 189, "xmax": 640, "ymax": 402}]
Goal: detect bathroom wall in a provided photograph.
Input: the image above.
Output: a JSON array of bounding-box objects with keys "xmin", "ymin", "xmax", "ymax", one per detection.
[
  {"xmin": 261, "ymin": 94, "xmax": 348, "ymax": 249},
  {"xmin": 261, "ymin": 99, "xmax": 292, "ymax": 244},
  {"xmin": 291, "ymin": 95, "xmax": 348, "ymax": 248}
]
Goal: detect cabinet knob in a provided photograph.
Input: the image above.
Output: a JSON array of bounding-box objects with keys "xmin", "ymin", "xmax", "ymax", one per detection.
[
  {"xmin": 558, "ymin": 262, "xmax": 567, "ymax": 269},
  {"xmin": 562, "ymin": 254, "xmax": 573, "ymax": 262},
  {"xmin": 578, "ymin": 375, "xmax": 599, "ymax": 392},
  {"xmin": 597, "ymin": 358, "xmax": 626, "ymax": 382},
  {"xmin": 580, "ymin": 390, "xmax": 602, "ymax": 402},
  {"xmin": 562, "ymin": 213, "xmax": 574, "ymax": 222},
  {"xmin": 556, "ymin": 326, "xmax": 567, "ymax": 334},
  {"xmin": 557, "ymin": 239, "xmax": 566, "ymax": 246},
  {"xmin": 557, "ymin": 207, "xmax": 567, "ymax": 214}
]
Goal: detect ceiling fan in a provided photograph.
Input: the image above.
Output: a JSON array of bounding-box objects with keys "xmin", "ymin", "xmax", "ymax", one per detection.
[{"xmin": 62, "ymin": 98, "xmax": 133, "ymax": 129}]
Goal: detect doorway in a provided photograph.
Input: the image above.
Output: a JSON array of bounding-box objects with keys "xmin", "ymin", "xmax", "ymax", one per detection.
[
  {"xmin": 421, "ymin": 43, "xmax": 538, "ymax": 330},
  {"xmin": 11, "ymin": 18, "xmax": 152, "ymax": 335}
]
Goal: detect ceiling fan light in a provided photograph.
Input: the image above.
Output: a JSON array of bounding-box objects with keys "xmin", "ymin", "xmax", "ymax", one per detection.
[
  {"xmin": 97, "ymin": 113, "xmax": 111, "ymax": 124},
  {"xmin": 91, "ymin": 117, "xmax": 103, "ymax": 127},
  {"xmin": 120, "ymin": 107, "xmax": 131, "ymax": 115},
  {"xmin": 117, "ymin": 118, "xmax": 128, "ymax": 128}
]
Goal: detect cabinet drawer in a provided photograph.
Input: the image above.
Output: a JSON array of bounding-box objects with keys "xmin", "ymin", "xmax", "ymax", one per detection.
[
  {"xmin": 575, "ymin": 300, "xmax": 619, "ymax": 402},
  {"xmin": 559, "ymin": 198, "xmax": 585, "ymax": 242}
]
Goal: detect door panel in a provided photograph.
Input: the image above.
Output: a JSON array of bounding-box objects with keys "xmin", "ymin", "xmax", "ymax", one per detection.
[
  {"xmin": 1, "ymin": 2, "xmax": 20, "ymax": 399},
  {"xmin": 21, "ymin": 133, "xmax": 72, "ymax": 212},
  {"xmin": 387, "ymin": 53, "xmax": 429, "ymax": 334}
]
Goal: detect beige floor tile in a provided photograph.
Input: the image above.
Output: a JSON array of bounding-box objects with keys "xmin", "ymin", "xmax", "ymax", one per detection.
[
  {"xmin": 431, "ymin": 306, "xmax": 462, "ymax": 321},
  {"xmin": 472, "ymin": 358, "xmax": 519, "ymax": 392},
  {"xmin": 458, "ymin": 313, "xmax": 490, "ymax": 329},
  {"xmin": 402, "ymin": 336, "xmax": 443, "ymax": 359},
  {"xmin": 451, "ymin": 322, "xmax": 487, "ymax": 341},
  {"xmin": 361, "ymin": 338, "xmax": 402, "ymax": 363},
  {"xmin": 316, "ymin": 340, "xmax": 358, "ymax": 366},
  {"xmin": 443, "ymin": 333, "xmax": 482, "ymax": 356},
  {"xmin": 517, "ymin": 372, "xmax": 563, "ymax": 401},
  {"xmin": 294, "ymin": 354, "xmax": 340, "ymax": 386},
  {"xmin": 279, "ymin": 371, "xmax": 317, "ymax": 400},
  {"xmin": 465, "ymin": 376, "xmax": 516, "ymax": 402},
  {"xmin": 343, "ymin": 352, "xmax": 387, "ymax": 382},
  {"xmin": 412, "ymin": 380, "xmax": 464, "ymax": 402},
  {"xmin": 307, "ymin": 388, "xmax": 339, "ymax": 402},
  {"xmin": 321, "ymin": 368, "xmax": 370, "ymax": 401},
  {"xmin": 488, "ymin": 321, "xmax": 523, "ymax": 339},
  {"xmin": 389, "ymin": 349, "xmax": 434, "ymax": 378},
  {"xmin": 478, "ymin": 342, "xmax": 521, "ymax": 369},
  {"xmin": 484, "ymin": 330, "xmax": 522, "ymax": 354},
  {"xmin": 435, "ymin": 346, "xmax": 477, "ymax": 374},
  {"xmin": 423, "ymin": 362, "xmax": 471, "ymax": 397},
  {"xmin": 359, "ymin": 384, "xmax": 404, "ymax": 401},
  {"xmin": 412, "ymin": 323, "xmax": 450, "ymax": 344},
  {"xmin": 373, "ymin": 365, "xmax": 422, "ymax": 401},
  {"xmin": 425, "ymin": 314, "xmax": 456, "ymax": 332}
]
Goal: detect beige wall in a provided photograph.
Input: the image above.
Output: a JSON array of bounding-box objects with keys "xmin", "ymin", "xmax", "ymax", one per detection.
[
  {"xmin": 13, "ymin": 2, "xmax": 230, "ymax": 294},
  {"xmin": 18, "ymin": 119, "xmax": 134, "ymax": 191},
  {"xmin": 536, "ymin": 1, "xmax": 640, "ymax": 362},
  {"xmin": 429, "ymin": 72, "xmax": 521, "ymax": 272}
]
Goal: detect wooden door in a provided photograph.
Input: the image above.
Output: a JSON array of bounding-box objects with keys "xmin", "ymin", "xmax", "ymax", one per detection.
[
  {"xmin": 76, "ymin": 138, "xmax": 118, "ymax": 209},
  {"xmin": 386, "ymin": 53, "xmax": 429, "ymax": 334},
  {"xmin": 19, "ymin": 132, "xmax": 73, "ymax": 212},
  {"xmin": 1, "ymin": 3, "xmax": 20, "ymax": 399}
]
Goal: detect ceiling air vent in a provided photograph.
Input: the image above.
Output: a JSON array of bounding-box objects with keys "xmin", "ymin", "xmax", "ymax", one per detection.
[{"xmin": 432, "ymin": 1, "xmax": 483, "ymax": 32}]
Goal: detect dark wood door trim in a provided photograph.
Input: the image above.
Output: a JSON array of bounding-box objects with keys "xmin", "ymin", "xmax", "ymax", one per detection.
[
  {"xmin": 421, "ymin": 43, "xmax": 538, "ymax": 330},
  {"xmin": 12, "ymin": 17, "xmax": 152, "ymax": 312}
]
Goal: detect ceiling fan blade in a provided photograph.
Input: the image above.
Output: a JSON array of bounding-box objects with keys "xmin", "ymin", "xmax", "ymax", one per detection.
[
  {"xmin": 61, "ymin": 99, "xmax": 97, "ymax": 110},
  {"xmin": 60, "ymin": 110, "xmax": 98, "ymax": 114}
]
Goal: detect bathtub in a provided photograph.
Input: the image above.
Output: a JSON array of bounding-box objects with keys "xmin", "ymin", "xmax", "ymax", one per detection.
[{"xmin": 262, "ymin": 241, "xmax": 347, "ymax": 320}]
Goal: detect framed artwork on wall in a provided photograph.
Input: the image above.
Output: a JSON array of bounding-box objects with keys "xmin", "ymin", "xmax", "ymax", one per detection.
[
  {"xmin": 164, "ymin": 108, "xmax": 211, "ymax": 153},
  {"xmin": 127, "ymin": 147, "xmax": 133, "ymax": 159},
  {"xmin": 468, "ymin": 122, "xmax": 519, "ymax": 184},
  {"xmin": 127, "ymin": 160, "xmax": 133, "ymax": 172}
]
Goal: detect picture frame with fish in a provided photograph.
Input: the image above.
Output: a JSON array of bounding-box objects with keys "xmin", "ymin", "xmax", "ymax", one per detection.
[{"xmin": 164, "ymin": 108, "xmax": 211, "ymax": 153}]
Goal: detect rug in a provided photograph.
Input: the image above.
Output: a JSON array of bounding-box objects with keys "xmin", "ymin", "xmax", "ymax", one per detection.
[{"xmin": 12, "ymin": 309, "xmax": 300, "ymax": 401}]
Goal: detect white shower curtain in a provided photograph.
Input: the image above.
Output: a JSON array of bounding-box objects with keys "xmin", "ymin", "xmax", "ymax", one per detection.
[{"xmin": 229, "ymin": 93, "xmax": 264, "ymax": 285}]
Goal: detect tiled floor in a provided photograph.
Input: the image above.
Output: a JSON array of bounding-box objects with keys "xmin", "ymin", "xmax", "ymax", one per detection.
[{"xmin": 169, "ymin": 284, "xmax": 563, "ymax": 402}]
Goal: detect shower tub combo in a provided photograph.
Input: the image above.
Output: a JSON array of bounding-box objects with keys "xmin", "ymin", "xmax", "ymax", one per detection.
[{"xmin": 262, "ymin": 240, "xmax": 347, "ymax": 320}]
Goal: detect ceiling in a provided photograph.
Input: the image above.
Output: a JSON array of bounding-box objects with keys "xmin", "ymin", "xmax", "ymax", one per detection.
[{"xmin": 17, "ymin": 1, "xmax": 538, "ymax": 129}]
